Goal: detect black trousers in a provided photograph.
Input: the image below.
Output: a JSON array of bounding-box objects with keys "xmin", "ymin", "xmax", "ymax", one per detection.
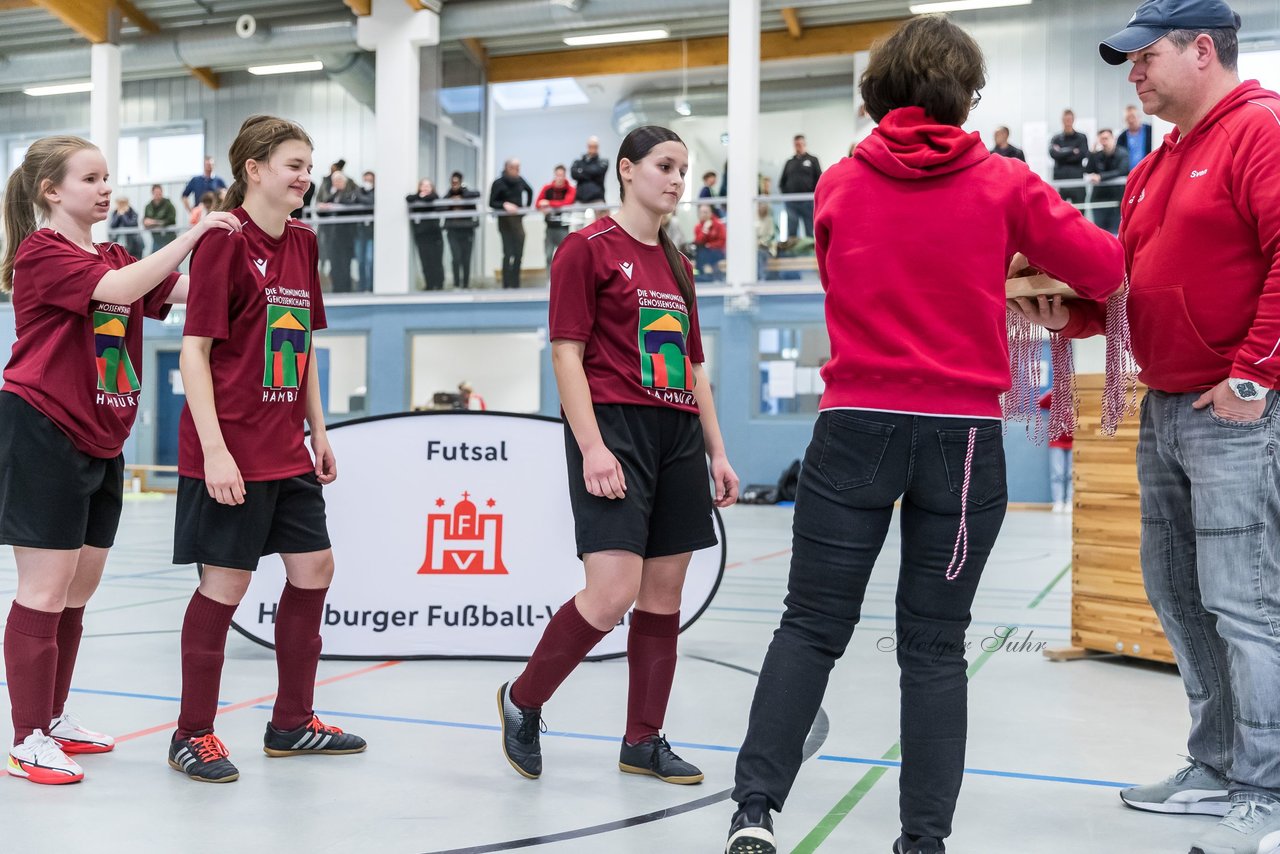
[
  {"xmin": 732, "ymin": 409, "xmax": 1008, "ymax": 841},
  {"xmin": 446, "ymin": 229, "xmax": 474, "ymax": 288},
  {"xmin": 498, "ymin": 216, "xmax": 525, "ymax": 289},
  {"xmin": 413, "ymin": 229, "xmax": 445, "ymax": 290},
  {"xmin": 785, "ymin": 200, "xmax": 814, "ymax": 238}
]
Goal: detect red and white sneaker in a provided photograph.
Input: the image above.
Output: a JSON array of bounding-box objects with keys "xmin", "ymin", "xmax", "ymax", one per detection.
[
  {"xmin": 49, "ymin": 712, "xmax": 115, "ymax": 754},
  {"xmin": 8, "ymin": 730, "xmax": 84, "ymax": 785}
]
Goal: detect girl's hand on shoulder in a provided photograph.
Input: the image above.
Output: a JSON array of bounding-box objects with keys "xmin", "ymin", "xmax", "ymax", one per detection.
[
  {"xmin": 204, "ymin": 448, "xmax": 246, "ymax": 506},
  {"xmin": 311, "ymin": 434, "xmax": 337, "ymax": 484},
  {"xmin": 195, "ymin": 211, "xmax": 242, "ymax": 237},
  {"xmin": 582, "ymin": 444, "xmax": 626, "ymax": 500},
  {"xmin": 710, "ymin": 454, "xmax": 739, "ymax": 508}
]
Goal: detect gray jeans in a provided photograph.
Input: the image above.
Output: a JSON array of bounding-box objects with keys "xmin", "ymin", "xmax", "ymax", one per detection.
[{"xmin": 1138, "ymin": 390, "xmax": 1280, "ymax": 792}]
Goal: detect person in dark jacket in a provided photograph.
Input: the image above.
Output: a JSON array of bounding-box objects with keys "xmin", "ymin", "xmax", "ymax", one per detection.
[
  {"xmin": 143, "ymin": 184, "xmax": 177, "ymax": 253},
  {"xmin": 571, "ymin": 136, "xmax": 608, "ymax": 206},
  {"xmin": 490, "ymin": 159, "xmax": 534, "ymax": 289},
  {"xmin": 1083, "ymin": 128, "xmax": 1130, "ymax": 234},
  {"xmin": 316, "ymin": 170, "xmax": 361, "ymax": 292},
  {"xmin": 108, "ymin": 197, "xmax": 145, "ymax": 258},
  {"xmin": 1050, "ymin": 109, "xmax": 1089, "ymax": 204},
  {"xmin": 407, "ymin": 178, "xmax": 445, "ymax": 290},
  {"xmin": 779, "ymin": 134, "xmax": 822, "ymax": 238},
  {"xmin": 990, "ymin": 126, "xmax": 1026, "ymax": 161},
  {"xmin": 443, "ymin": 172, "xmax": 480, "ymax": 289}
]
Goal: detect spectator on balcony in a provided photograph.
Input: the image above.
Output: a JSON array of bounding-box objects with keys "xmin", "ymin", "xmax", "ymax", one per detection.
[
  {"xmin": 354, "ymin": 170, "xmax": 376, "ymax": 290},
  {"xmin": 490, "ymin": 159, "xmax": 534, "ymax": 289},
  {"xmin": 694, "ymin": 204, "xmax": 726, "ymax": 282},
  {"xmin": 444, "ymin": 172, "xmax": 480, "ymax": 289},
  {"xmin": 1123, "ymin": 103, "xmax": 1155, "ymax": 171},
  {"xmin": 571, "ymin": 136, "xmax": 608, "ymax": 207},
  {"xmin": 109, "ymin": 197, "xmax": 145, "ymax": 258},
  {"xmin": 536, "ymin": 165, "xmax": 576, "ymax": 270},
  {"xmin": 990, "ymin": 126, "xmax": 1026, "ymax": 161},
  {"xmin": 316, "ymin": 171, "xmax": 361, "ymax": 292},
  {"xmin": 181, "ymin": 154, "xmax": 226, "ymax": 214},
  {"xmin": 1050, "ymin": 109, "xmax": 1089, "ymax": 204},
  {"xmin": 779, "ymin": 134, "xmax": 822, "ymax": 238},
  {"xmin": 1084, "ymin": 128, "xmax": 1130, "ymax": 234},
  {"xmin": 143, "ymin": 184, "xmax": 177, "ymax": 252},
  {"xmin": 408, "ymin": 178, "xmax": 444, "ymax": 291}
]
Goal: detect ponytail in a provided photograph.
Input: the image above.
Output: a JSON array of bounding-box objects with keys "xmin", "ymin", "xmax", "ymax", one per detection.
[
  {"xmin": 219, "ymin": 179, "xmax": 246, "ymax": 212},
  {"xmin": 1, "ymin": 135, "xmax": 96, "ymax": 293},
  {"xmin": 657, "ymin": 226, "xmax": 696, "ymax": 312}
]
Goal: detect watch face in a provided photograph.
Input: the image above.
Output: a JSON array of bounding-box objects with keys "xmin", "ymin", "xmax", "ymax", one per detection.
[{"xmin": 1234, "ymin": 381, "xmax": 1260, "ymax": 399}]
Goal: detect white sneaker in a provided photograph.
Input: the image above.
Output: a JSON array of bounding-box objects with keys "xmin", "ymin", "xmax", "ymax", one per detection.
[
  {"xmin": 7, "ymin": 730, "xmax": 84, "ymax": 784},
  {"xmin": 49, "ymin": 711, "xmax": 115, "ymax": 754}
]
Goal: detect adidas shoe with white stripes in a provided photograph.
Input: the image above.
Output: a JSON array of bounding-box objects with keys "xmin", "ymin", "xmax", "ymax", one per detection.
[
  {"xmin": 263, "ymin": 715, "xmax": 367, "ymax": 757},
  {"xmin": 168, "ymin": 731, "xmax": 239, "ymax": 783}
]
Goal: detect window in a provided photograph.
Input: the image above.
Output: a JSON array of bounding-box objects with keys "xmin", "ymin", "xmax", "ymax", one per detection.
[
  {"xmin": 314, "ymin": 332, "xmax": 369, "ymax": 419},
  {"xmin": 756, "ymin": 324, "xmax": 829, "ymax": 416},
  {"xmin": 410, "ymin": 331, "xmax": 543, "ymax": 413}
]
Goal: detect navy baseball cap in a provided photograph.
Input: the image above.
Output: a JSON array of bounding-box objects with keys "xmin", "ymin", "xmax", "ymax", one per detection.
[{"xmin": 1100, "ymin": 0, "xmax": 1242, "ymax": 65}]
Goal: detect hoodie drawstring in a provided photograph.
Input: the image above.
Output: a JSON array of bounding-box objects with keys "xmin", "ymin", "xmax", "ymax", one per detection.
[{"xmin": 945, "ymin": 427, "xmax": 977, "ymax": 582}]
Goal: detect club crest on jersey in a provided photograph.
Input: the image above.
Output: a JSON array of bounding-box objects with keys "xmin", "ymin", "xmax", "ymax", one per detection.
[
  {"xmin": 619, "ymin": 261, "xmax": 634, "ymax": 280},
  {"xmin": 253, "ymin": 258, "xmax": 269, "ymax": 278}
]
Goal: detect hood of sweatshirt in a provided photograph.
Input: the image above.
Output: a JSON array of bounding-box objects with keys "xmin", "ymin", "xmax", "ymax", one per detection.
[
  {"xmin": 1163, "ymin": 79, "xmax": 1279, "ymax": 148},
  {"xmin": 855, "ymin": 106, "xmax": 989, "ymax": 180}
]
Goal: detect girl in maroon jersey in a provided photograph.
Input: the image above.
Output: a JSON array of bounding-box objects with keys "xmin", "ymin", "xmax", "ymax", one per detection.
[
  {"xmin": 168, "ymin": 115, "xmax": 365, "ymax": 784},
  {"xmin": 498, "ymin": 125, "xmax": 739, "ymax": 785},
  {"xmin": 1, "ymin": 136, "xmax": 240, "ymax": 784}
]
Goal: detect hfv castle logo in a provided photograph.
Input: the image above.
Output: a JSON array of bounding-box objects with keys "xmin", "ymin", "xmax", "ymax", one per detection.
[{"xmin": 418, "ymin": 491, "xmax": 509, "ymax": 575}]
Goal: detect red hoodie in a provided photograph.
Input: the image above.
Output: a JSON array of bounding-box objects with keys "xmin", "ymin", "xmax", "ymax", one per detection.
[
  {"xmin": 1059, "ymin": 82, "xmax": 1280, "ymax": 393},
  {"xmin": 816, "ymin": 107, "xmax": 1124, "ymax": 417}
]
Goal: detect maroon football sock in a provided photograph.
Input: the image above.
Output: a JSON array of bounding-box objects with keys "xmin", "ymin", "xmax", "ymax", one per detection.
[
  {"xmin": 270, "ymin": 582, "xmax": 328, "ymax": 731},
  {"xmin": 5, "ymin": 603, "xmax": 62, "ymax": 746},
  {"xmin": 50, "ymin": 605, "xmax": 85, "ymax": 720},
  {"xmin": 625, "ymin": 609, "xmax": 681, "ymax": 744},
  {"xmin": 176, "ymin": 591, "xmax": 237, "ymax": 740},
  {"xmin": 510, "ymin": 597, "xmax": 609, "ymax": 709}
]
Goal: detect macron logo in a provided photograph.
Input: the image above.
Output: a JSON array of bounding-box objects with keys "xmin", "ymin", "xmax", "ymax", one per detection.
[
  {"xmin": 252, "ymin": 258, "xmax": 268, "ymax": 277},
  {"xmin": 619, "ymin": 261, "xmax": 634, "ymax": 280},
  {"xmin": 1189, "ymin": 169, "xmax": 1209, "ymax": 179}
]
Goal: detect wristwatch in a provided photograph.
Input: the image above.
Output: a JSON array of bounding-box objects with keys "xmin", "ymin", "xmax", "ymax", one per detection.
[{"xmin": 1228, "ymin": 378, "xmax": 1269, "ymax": 401}]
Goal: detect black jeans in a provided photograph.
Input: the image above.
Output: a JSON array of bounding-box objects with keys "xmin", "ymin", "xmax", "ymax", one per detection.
[
  {"xmin": 498, "ymin": 216, "xmax": 525, "ymax": 288},
  {"xmin": 447, "ymin": 229, "xmax": 474, "ymax": 288},
  {"xmin": 413, "ymin": 229, "xmax": 444, "ymax": 290},
  {"xmin": 733, "ymin": 409, "xmax": 1008, "ymax": 841},
  {"xmin": 785, "ymin": 200, "xmax": 814, "ymax": 238}
]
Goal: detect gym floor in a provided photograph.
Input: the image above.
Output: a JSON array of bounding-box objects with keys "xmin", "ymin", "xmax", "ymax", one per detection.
[{"xmin": 0, "ymin": 499, "xmax": 1198, "ymax": 853}]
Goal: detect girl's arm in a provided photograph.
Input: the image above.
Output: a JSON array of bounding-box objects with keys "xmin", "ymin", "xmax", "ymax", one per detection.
[
  {"xmin": 552, "ymin": 339, "xmax": 626, "ymax": 499},
  {"xmin": 305, "ymin": 347, "xmax": 336, "ymax": 484},
  {"xmin": 180, "ymin": 335, "xmax": 244, "ymax": 505},
  {"xmin": 166, "ymin": 275, "xmax": 189, "ymax": 305},
  {"xmin": 94, "ymin": 212, "xmax": 240, "ymax": 305},
  {"xmin": 690, "ymin": 363, "xmax": 739, "ymax": 508}
]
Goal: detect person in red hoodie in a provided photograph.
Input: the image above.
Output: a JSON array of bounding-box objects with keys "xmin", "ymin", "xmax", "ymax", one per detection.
[
  {"xmin": 1038, "ymin": 391, "xmax": 1074, "ymax": 512},
  {"xmin": 693, "ymin": 204, "xmax": 726, "ymax": 282},
  {"xmin": 723, "ymin": 16, "xmax": 1123, "ymax": 854},
  {"xmin": 535, "ymin": 164, "xmax": 576, "ymax": 271},
  {"xmin": 1014, "ymin": 2, "xmax": 1280, "ymax": 851}
]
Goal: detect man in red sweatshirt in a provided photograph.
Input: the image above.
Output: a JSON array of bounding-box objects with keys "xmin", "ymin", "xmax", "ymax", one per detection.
[{"xmin": 1017, "ymin": 3, "xmax": 1280, "ymax": 851}]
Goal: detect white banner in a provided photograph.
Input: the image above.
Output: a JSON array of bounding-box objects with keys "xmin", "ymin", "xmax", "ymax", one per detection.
[{"xmin": 231, "ymin": 412, "xmax": 726, "ymax": 659}]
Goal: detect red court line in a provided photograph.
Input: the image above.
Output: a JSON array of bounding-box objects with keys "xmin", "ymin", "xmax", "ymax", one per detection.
[
  {"xmin": 115, "ymin": 660, "xmax": 402, "ymax": 744},
  {"xmin": 724, "ymin": 547, "xmax": 793, "ymax": 572}
]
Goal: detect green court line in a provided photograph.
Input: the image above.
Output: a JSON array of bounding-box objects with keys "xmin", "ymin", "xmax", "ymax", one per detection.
[
  {"xmin": 1028, "ymin": 561, "xmax": 1072, "ymax": 610},
  {"xmin": 790, "ymin": 629, "xmax": 1012, "ymax": 853}
]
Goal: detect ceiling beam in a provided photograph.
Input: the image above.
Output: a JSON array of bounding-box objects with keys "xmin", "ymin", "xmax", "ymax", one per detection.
[
  {"xmin": 188, "ymin": 66, "xmax": 220, "ymax": 90},
  {"xmin": 344, "ymin": 0, "xmax": 371, "ymax": 15},
  {"xmin": 781, "ymin": 7, "xmax": 802, "ymax": 39},
  {"xmin": 488, "ymin": 19, "xmax": 906, "ymax": 84},
  {"xmin": 461, "ymin": 37, "xmax": 488, "ymax": 71},
  {"xmin": 33, "ymin": 0, "xmax": 110, "ymax": 43},
  {"xmin": 114, "ymin": 0, "xmax": 160, "ymax": 34}
]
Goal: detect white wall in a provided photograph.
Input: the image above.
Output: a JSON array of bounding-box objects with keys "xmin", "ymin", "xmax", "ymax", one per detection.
[{"xmin": 410, "ymin": 330, "xmax": 543, "ymax": 412}]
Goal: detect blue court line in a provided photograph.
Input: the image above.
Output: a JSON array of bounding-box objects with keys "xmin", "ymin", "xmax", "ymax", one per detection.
[
  {"xmin": 814, "ymin": 754, "xmax": 1133, "ymax": 788},
  {"xmin": 0, "ymin": 681, "xmax": 230, "ymax": 705},
  {"xmin": 0, "ymin": 681, "xmax": 1130, "ymax": 790}
]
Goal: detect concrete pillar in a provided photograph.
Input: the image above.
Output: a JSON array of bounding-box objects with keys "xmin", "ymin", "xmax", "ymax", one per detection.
[
  {"xmin": 725, "ymin": 0, "xmax": 760, "ymax": 287},
  {"xmin": 357, "ymin": 0, "xmax": 440, "ymax": 294},
  {"xmin": 90, "ymin": 43, "xmax": 122, "ymax": 243}
]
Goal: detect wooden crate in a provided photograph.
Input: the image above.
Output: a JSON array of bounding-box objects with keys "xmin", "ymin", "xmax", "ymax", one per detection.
[{"xmin": 1064, "ymin": 374, "xmax": 1173, "ymax": 664}]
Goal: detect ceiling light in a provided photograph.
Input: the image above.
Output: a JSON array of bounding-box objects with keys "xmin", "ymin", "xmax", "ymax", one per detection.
[
  {"xmin": 563, "ymin": 28, "xmax": 668, "ymax": 47},
  {"xmin": 24, "ymin": 81, "xmax": 93, "ymax": 96},
  {"xmin": 909, "ymin": 0, "xmax": 1032, "ymax": 12},
  {"xmin": 247, "ymin": 60, "xmax": 324, "ymax": 76}
]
